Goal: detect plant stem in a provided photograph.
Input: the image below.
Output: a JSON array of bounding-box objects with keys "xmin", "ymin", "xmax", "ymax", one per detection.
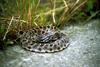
[{"xmin": 3, "ymin": 16, "xmax": 14, "ymax": 40}]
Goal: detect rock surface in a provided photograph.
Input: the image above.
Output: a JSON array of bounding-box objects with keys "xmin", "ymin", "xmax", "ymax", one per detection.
[{"xmin": 0, "ymin": 19, "xmax": 100, "ymax": 67}]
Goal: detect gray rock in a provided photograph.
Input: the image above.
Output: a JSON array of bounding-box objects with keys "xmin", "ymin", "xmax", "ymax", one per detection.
[{"xmin": 0, "ymin": 19, "xmax": 100, "ymax": 67}]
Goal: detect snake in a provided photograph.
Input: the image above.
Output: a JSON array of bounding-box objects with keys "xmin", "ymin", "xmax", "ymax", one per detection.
[{"xmin": 18, "ymin": 26, "xmax": 69, "ymax": 53}]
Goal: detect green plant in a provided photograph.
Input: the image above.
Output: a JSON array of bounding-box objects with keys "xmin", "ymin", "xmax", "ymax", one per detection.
[
  {"xmin": 1, "ymin": 0, "xmax": 87, "ymax": 28},
  {"xmin": 0, "ymin": 0, "xmax": 88, "ymax": 48},
  {"xmin": 73, "ymin": 0, "xmax": 100, "ymax": 22}
]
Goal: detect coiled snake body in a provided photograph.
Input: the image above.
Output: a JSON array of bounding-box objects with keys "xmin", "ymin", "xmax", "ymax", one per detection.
[{"xmin": 18, "ymin": 26, "xmax": 69, "ymax": 53}]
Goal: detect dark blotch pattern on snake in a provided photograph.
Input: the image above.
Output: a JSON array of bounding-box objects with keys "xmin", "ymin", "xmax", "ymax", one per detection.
[{"xmin": 18, "ymin": 26, "xmax": 69, "ymax": 53}]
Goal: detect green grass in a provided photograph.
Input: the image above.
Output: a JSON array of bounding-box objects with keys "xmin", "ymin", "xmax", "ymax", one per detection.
[
  {"xmin": 0, "ymin": 0, "xmax": 87, "ymax": 29},
  {"xmin": 0, "ymin": 0, "xmax": 100, "ymax": 47}
]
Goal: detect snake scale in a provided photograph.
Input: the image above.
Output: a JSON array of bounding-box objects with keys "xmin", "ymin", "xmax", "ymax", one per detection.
[{"xmin": 18, "ymin": 26, "xmax": 69, "ymax": 53}]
